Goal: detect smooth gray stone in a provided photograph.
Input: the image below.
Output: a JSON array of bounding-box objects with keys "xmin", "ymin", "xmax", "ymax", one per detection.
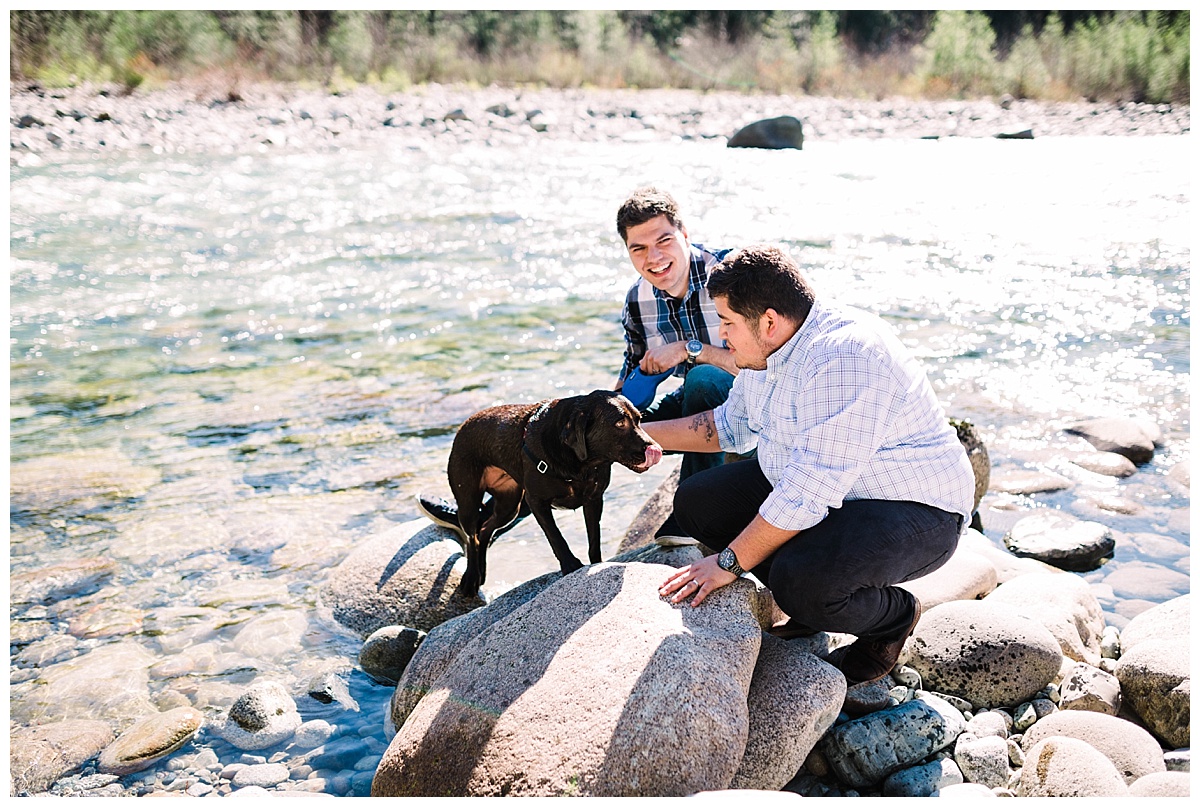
[
  {"xmin": 819, "ymin": 693, "xmax": 966, "ymax": 788},
  {"xmin": 882, "ymin": 757, "xmax": 964, "ymax": 796},
  {"xmin": 727, "ymin": 115, "xmax": 804, "ymax": 149}
]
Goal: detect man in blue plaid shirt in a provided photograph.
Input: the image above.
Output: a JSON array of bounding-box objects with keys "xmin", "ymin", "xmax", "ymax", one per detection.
[{"xmin": 615, "ymin": 186, "xmax": 740, "ymax": 482}]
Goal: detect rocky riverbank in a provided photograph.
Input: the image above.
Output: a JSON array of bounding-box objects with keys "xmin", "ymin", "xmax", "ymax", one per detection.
[
  {"xmin": 9, "ymin": 80, "xmax": 1191, "ymax": 166},
  {"xmin": 10, "ymin": 415, "xmax": 1189, "ymax": 797}
]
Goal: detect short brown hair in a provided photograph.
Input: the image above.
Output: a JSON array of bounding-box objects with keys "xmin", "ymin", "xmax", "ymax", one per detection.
[
  {"xmin": 707, "ymin": 245, "xmax": 815, "ymax": 324},
  {"xmin": 616, "ymin": 186, "xmax": 684, "ymax": 243}
]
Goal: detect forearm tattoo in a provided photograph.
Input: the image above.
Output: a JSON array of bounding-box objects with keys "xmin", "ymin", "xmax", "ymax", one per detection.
[{"xmin": 688, "ymin": 413, "xmax": 716, "ymax": 443}]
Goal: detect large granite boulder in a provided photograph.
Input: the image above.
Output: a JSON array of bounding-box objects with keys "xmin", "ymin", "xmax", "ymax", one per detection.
[
  {"xmin": 388, "ymin": 570, "xmax": 564, "ymax": 735},
  {"xmin": 983, "ymin": 571, "xmax": 1105, "ymax": 665},
  {"xmin": 956, "ymin": 528, "xmax": 1062, "ymax": 584},
  {"xmin": 319, "ymin": 520, "xmax": 486, "ymax": 637},
  {"xmin": 616, "ymin": 466, "xmax": 679, "ymax": 553},
  {"xmin": 900, "ymin": 540, "xmax": 997, "ymax": 608},
  {"xmin": 1016, "ymin": 736, "xmax": 1129, "ymax": 796},
  {"xmin": 1065, "ymin": 417, "xmax": 1157, "ymax": 464},
  {"xmin": 1127, "ymin": 771, "xmax": 1192, "ymax": 797},
  {"xmin": 727, "ymin": 116, "xmax": 804, "ymax": 149},
  {"xmin": 1116, "ymin": 638, "xmax": 1190, "ymax": 748},
  {"xmin": 9, "ymin": 719, "xmax": 114, "ymax": 795},
  {"xmin": 1020, "ymin": 710, "xmax": 1166, "ymax": 783},
  {"xmin": 731, "ymin": 633, "xmax": 845, "ymax": 790},
  {"xmin": 1002, "ymin": 510, "xmax": 1114, "ymax": 571},
  {"xmin": 903, "ymin": 600, "xmax": 1062, "ymax": 709},
  {"xmin": 373, "ymin": 562, "xmax": 762, "ymax": 797},
  {"xmin": 1115, "ymin": 594, "xmax": 1191, "ymax": 748}
]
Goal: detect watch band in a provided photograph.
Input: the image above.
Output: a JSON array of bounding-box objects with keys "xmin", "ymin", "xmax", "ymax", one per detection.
[{"xmin": 718, "ymin": 546, "xmax": 745, "ymax": 576}]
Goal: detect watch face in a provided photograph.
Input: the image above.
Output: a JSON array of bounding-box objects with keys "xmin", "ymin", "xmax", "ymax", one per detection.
[{"xmin": 687, "ymin": 339, "xmax": 703, "ymax": 357}]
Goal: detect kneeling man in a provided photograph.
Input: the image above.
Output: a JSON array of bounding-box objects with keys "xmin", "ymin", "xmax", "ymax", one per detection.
[{"xmin": 649, "ymin": 245, "xmax": 974, "ymax": 685}]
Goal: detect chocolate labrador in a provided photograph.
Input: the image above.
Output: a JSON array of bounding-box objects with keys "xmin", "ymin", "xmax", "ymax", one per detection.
[{"xmin": 446, "ymin": 389, "xmax": 662, "ymax": 597}]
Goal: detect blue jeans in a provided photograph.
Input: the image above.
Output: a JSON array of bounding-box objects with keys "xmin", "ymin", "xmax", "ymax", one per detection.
[
  {"xmin": 641, "ymin": 365, "xmax": 735, "ymax": 481},
  {"xmin": 674, "ymin": 458, "xmax": 962, "ymax": 638}
]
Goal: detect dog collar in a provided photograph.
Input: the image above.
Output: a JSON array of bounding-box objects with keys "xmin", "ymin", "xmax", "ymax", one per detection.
[{"xmin": 523, "ymin": 400, "xmax": 574, "ymax": 481}]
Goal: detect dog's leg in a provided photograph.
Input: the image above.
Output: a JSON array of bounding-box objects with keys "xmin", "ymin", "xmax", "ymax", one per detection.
[
  {"xmin": 449, "ymin": 466, "xmax": 486, "ymax": 598},
  {"xmin": 526, "ymin": 498, "xmax": 584, "ymax": 575},
  {"xmin": 583, "ymin": 495, "xmax": 604, "ymax": 565},
  {"xmin": 473, "ymin": 489, "xmax": 523, "ymax": 591}
]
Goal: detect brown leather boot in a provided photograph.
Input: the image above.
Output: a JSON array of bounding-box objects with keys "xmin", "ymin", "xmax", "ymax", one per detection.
[{"xmin": 833, "ymin": 597, "xmax": 923, "ymax": 687}]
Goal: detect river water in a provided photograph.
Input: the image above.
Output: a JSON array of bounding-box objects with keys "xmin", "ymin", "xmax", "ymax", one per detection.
[{"xmin": 8, "ymin": 134, "xmax": 1190, "ymax": 775}]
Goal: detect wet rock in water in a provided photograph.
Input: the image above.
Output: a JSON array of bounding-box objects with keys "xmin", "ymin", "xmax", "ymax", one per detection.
[
  {"xmin": 230, "ymin": 610, "xmax": 308, "ymax": 662},
  {"xmin": 8, "ymin": 719, "xmax": 114, "ymax": 795},
  {"xmin": 900, "ymin": 539, "xmax": 997, "ymax": 609},
  {"xmin": 292, "ymin": 719, "xmax": 337, "ymax": 749},
  {"xmin": 359, "ymin": 625, "xmax": 426, "ymax": 685},
  {"xmin": 15, "ymin": 633, "xmax": 81, "ymax": 666},
  {"xmin": 728, "ymin": 115, "xmax": 804, "ymax": 149},
  {"xmin": 819, "ymin": 692, "xmax": 966, "ymax": 788},
  {"xmin": 904, "ymin": 600, "xmax": 1062, "ymax": 709},
  {"xmin": 305, "ymin": 669, "xmax": 359, "ymax": 712},
  {"xmin": 319, "ymin": 520, "xmax": 486, "ymax": 638},
  {"xmin": 1057, "ymin": 661, "xmax": 1122, "ymax": 715},
  {"xmin": 1115, "ymin": 638, "xmax": 1190, "ymax": 748},
  {"xmin": 1016, "ymin": 736, "xmax": 1129, "ymax": 796},
  {"xmin": 1166, "ymin": 461, "xmax": 1190, "ymax": 493},
  {"xmin": 1020, "ymin": 710, "xmax": 1166, "ymax": 783},
  {"xmin": 983, "ymin": 570, "xmax": 1105, "ymax": 665},
  {"xmin": 882, "ymin": 755, "xmax": 964, "ymax": 796},
  {"xmin": 1069, "ymin": 451, "xmax": 1137, "ymax": 477},
  {"xmin": 14, "ymin": 642, "xmax": 158, "ymax": 726},
  {"xmin": 1103, "ymin": 562, "xmax": 1191, "ymax": 600},
  {"xmin": 1002, "ymin": 510, "xmax": 1114, "ymax": 571},
  {"xmin": 10, "ymin": 557, "xmax": 121, "ymax": 605},
  {"xmin": 374, "ymin": 563, "xmax": 762, "ymax": 797},
  {"xmin": 232, "ymin": 762, "xmax": 290, "ymax": 788},
  {"xmin": 389, "ymin": 570, "xmax": 562, "ymax": 735},
  {"xmin": 731, "ymin": 633, "xmax": 845, "ymax": 790},
  {"xmin": 1128, "ymin": 771, "xmax": 1191, "ymax": 797},
  {"xmin": 1064, "ymin": 417, "xmax": 1157, "ymax": 464},
  {"xmin": 213, "ymin": 680, "xmax": 302, "ymax": 750},
  {"xmin": 989, "ymin": 468, "xmax": 1073, "ymax": 495},
  {"xmin": 96, "ymin": 706, "xmax": 204, "ymax": 775},
  {"xmin": 8, "ymin": 448, "xmax": 160, "ymax": 516},
  {"xmin": 67, "ymin": 602, "xmax": 145, "ymax": 639}
]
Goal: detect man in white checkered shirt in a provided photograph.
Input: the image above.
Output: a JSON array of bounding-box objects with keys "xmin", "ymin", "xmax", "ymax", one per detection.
[{"xmin": 650, "ymin": 245, "xmax": 975, "ymax": 687}]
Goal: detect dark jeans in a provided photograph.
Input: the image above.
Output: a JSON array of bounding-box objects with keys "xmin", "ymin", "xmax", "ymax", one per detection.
[
  {"xmin": 642, "ymin": 364, "xmax": 735, "ymax": 481},
  {"xmin": 675, "ymin": 458, "xmax": 962, "ymax": 639}
]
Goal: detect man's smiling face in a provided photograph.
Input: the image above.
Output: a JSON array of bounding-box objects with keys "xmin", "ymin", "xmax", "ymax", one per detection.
[{"xmin": 624, "ymin": 214, "xmax": 691, "ymax": 300}]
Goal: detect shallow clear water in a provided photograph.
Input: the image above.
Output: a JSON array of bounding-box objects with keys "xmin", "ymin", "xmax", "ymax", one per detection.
[{"xmin": 9, "ymin": 135, "xmax": 1190, "ymax": 736}]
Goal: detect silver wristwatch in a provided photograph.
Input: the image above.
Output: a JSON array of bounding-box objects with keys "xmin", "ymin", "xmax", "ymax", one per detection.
[
  {"xmin": 685, "ymin": 339, "xmax": 703, "ymax": 365},
  {"xmin": 717, "ymin": 546, "xmax": 745, "ymax": 576}
]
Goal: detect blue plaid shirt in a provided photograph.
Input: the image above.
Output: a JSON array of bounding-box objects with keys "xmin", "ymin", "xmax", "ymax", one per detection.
[
  {"xmin": 619, "ymin": 243, "xmax": 731, "ymax": 382},
  {"xmin": 714, "ymin": 298, "xmax": 975, "ymax": 533}
]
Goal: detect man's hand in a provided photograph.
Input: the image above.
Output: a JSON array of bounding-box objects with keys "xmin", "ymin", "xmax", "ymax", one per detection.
[
  {"xmin": 639, "ymin": 342, "xmax": 689, "ymax": 374},
  {"xmin": 658, "ymin": 555, "xmax": 738, "ymax": 607}
]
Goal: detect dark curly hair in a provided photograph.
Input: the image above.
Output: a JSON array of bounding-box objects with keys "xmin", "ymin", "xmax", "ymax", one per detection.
[
  {"xmin": 707, "ymin": 245, "xmax": 815, "ymax": 324},
  {"xmin": 616, "ymin": 186, "xmax": 684, "ymax": 243}
]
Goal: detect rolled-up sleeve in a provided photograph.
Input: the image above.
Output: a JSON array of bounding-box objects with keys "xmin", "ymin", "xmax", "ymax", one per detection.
[
  {"xmin": 713, "ymin": 380, "xmax": 757, "ymax": 455},
  {"xmin": 758, "ymin": 344, "xmax": 905, "ymax": 532}
]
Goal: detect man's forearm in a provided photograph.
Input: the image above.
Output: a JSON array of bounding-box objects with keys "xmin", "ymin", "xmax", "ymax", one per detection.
[
  {"xmin": 727, "ymin": 514, "xmax": 799, "ymax": 570},
  {"xmin": 696, "ymin": 343, "xmax": 739, "ymax": 376},
  {"xmin": 642, "ymin": 411, "xmax": 724, "ymax": 453}
]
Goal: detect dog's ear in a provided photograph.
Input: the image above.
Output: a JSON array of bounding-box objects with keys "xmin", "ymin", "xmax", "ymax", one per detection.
[{"xmin": 563, "ymin": 408, "xmax": 589, "ymax": 462}]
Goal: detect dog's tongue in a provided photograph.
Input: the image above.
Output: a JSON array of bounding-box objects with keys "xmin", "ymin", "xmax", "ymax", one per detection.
[{"xmin": 640, "ymin": 443, "xmax": 663, "ymax": 470}]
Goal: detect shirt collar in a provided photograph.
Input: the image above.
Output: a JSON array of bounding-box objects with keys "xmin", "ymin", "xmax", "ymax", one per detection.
[{"xmin": 766, "ymin": 297, "xmax": 823, "ymax": 372}]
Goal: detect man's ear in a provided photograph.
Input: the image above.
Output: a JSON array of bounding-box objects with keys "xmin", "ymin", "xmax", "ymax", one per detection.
[
  {"xmin": 761, "ymin": 308, "xmax": 779, "ymax": 339},
  {"xmin": 678, "ymin": 222, "xmax": 688, "ymax": 240},
  {"xmin": 563, "ymin": 409, "xmax": 589, "ymax": 462}
]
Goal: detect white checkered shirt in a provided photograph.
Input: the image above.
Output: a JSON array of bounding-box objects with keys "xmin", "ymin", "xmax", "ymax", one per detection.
[{"xmin": 714, "ymin": 298, "xmax": 976, "ymax": 533}]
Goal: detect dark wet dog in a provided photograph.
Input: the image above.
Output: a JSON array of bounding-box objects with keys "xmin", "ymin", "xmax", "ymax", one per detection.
[{"xmin": 447, "ymin": 389, "xmax": 662, "ymax": 597}]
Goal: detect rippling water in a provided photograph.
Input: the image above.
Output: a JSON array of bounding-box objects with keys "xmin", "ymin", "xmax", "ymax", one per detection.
[{"xmin": 9, "ymin": 135, "xmax": 1190, "ymax": 737}]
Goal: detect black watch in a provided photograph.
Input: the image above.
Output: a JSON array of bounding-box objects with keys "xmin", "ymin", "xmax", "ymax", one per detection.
[
  {"xmin": 685, "ymin": 339, "xmax": 703, "ymax": 365},
  {"xmin": 717, "ymin": 547, "xmax": 745, "ymax": 576}
]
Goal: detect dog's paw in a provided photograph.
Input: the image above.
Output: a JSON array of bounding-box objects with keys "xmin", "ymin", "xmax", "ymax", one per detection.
[{"xmin": 559, "ymin": 557, "xmax": 585, "ymax": 575}]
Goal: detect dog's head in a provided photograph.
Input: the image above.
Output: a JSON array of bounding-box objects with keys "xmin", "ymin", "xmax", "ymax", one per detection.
[{"xmin": 561, "ymin": 390, "xmax": 662, "ymax": 473}]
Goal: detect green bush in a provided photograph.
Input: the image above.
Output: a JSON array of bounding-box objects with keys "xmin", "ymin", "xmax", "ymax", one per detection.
[{"xmin": 920, "ymin": 9, "xmax": 998, "ymax": 96}]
